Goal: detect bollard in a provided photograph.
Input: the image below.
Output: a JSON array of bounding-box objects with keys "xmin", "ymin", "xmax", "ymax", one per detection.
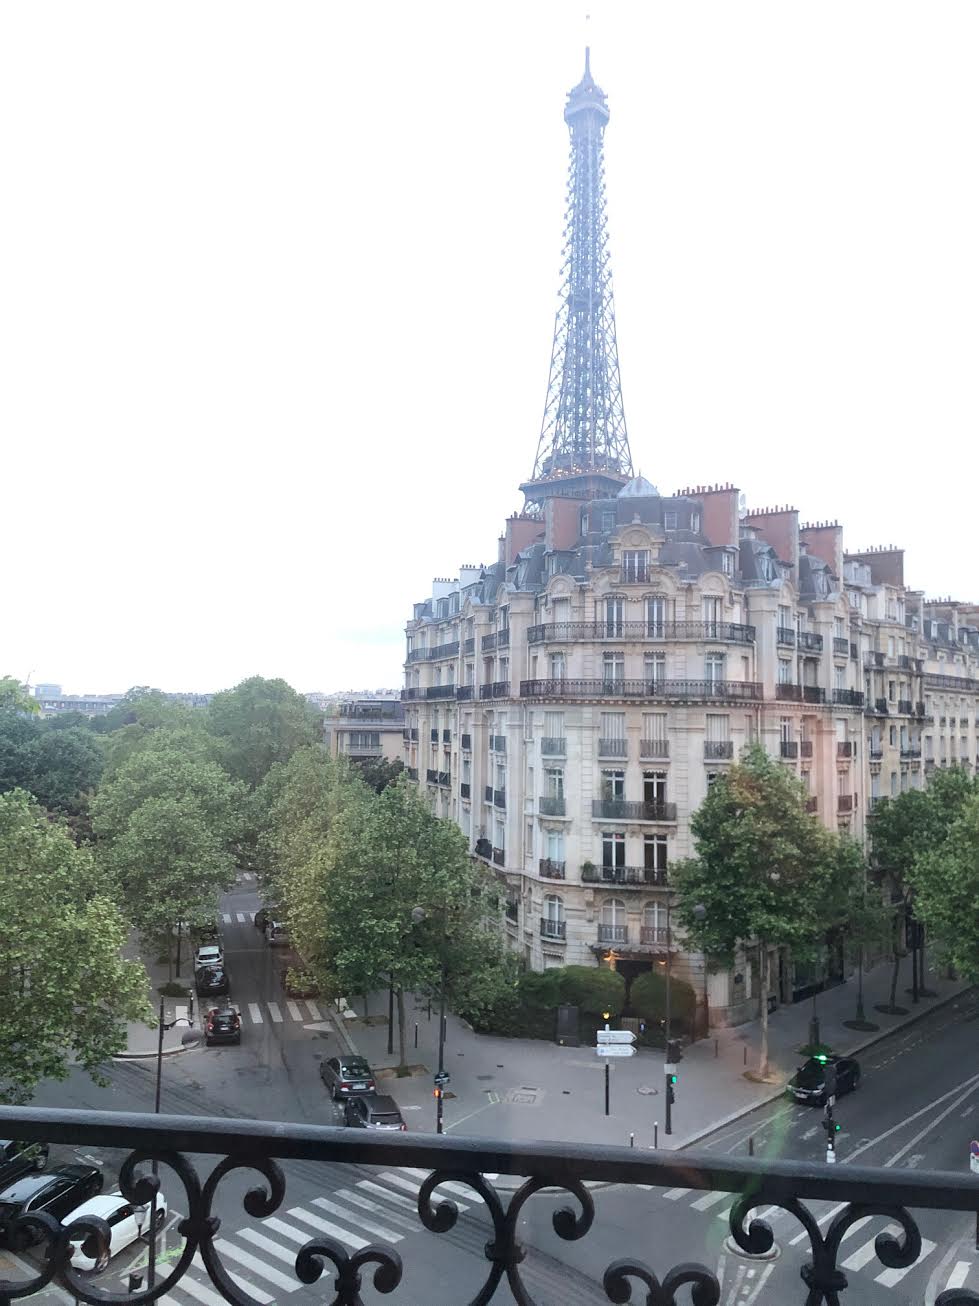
[
  {"xmin": 715, "ymin": 1038, "xmax": 719, "ymax": 1059},
  {"xmin": 743, "ymin": 1045, "xmax": 748, "ymax": 1067},
  {"xmin": 414, "ymin": 1022, "xmax": 418, "ymax": 1049},
  {"xmin": 630, "ymin": 1133, "xmax": 634, "ymax": 1148},
  {"xmin": 748, "ymin": 1136, "xmax": 754, "ymax": 1157},
  {"xmin": 654, "ymin": 1122, "xmax": 659, "ymax": 1149}
]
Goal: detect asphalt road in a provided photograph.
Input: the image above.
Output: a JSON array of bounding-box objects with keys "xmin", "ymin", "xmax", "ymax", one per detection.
[{"xmin": 4, "ymin": 880, "xmax": 977, "ymax": 1305}]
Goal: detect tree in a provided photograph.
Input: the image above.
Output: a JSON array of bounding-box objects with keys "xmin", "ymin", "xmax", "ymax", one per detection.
[
  {"xmin": 91, "ymin": 746, "xmax": 244, "ymax": 968},
  {"xmin": 101, "ymin": 696, "xmax": 218, "ymax": 779},
  {"xmin": 0, "ymin": 713, "xmax": 104, "ymax": 835},
  {"xmin": 352, "ymin": 756, "xmax": 405, "ymax": 794},
  {"xmin": 910, "ymin": 792, "xmax": 979, "ymax": 980},
  {"xmin": 671, "ymin": 746, "xmax": 843, "ymax": 1077},
  {"xmin": 0, "ymin": 790, "xmax": 151, "ymax": 1103},
  {"xmin": 630, "ymin": 970, "xmax": 697, "ymax": 1036},
  {"xmin": 207, "ymin": 676, "xmax": 324, "ymax": 788},
  {"xmin": 0, "ymin": 677, "xmax": 39, "ymax": 714}
]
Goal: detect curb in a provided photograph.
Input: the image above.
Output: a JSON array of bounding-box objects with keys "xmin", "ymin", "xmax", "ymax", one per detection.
[
  {"xmin": 329, "ymin": 1004, "xmax": 363, "ymax": 1057},
  {"xmin": 677, "ymin": 983, "xmax": 973, "ymax": 1151},
  {"xmin": 113, "ymin": 1033, "xmax": 204, "ymax": 1062}
]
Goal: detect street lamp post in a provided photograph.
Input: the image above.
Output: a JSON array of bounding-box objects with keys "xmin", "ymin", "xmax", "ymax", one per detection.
[
  {"xmin": 664, "ymin": 896, "xmax": 672, "ymax": 1135},
  {"xmin": 148, "ymin": 994, "xmax": 197, "ymax": 1289},
  {"xmin": 411, "ymin": 904, "xmax": 448, "ymax": 1134}
]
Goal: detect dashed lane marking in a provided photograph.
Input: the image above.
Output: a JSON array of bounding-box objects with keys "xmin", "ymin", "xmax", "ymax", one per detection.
[
  {"xmin": 286, "ymin": 1000, "xmax": 302, "ymax": 1021},
  {"xmin": 266, "ymin": 1002, "xmax": 283, "ymax": 1023},
  {"xmin": 248, "ymin": 1003, "xmax": 263, "ymax": 1024},
  {"xmin": 691, "ymin": 1190, "xmax": 730, "ymax": 1212},
  {"xmin": 305, "ymin": 999, "xmax": 322, "ymax": 1020},
  {"xmin": 663, "ymin": 1187, "xmax": 691, "ymax": 1200},
  {"xmin": 947, "ymin": 1261, "xmax": 971, "ymax": 1290}
]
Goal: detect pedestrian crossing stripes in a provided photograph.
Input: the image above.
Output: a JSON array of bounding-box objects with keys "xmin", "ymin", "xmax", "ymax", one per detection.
[
  {"xmin": 117, "ymin": 1166, "xmax": 502, "ymax": 1305},
  {"xmin": 191, "ymin": 999, "xmax": 325, "ymax": 1028}
]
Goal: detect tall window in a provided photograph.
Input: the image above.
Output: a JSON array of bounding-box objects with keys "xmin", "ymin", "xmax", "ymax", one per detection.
[
  {"xmin": 834, "ymin": 666, "xmax": 846, "ymax": 691},
  {"xmin": 544, "ymin": 767, "xmax": 564, "ymax": 798},
  {"xmin": 834, "ymin": 617, "xmax": 846, "ymax": 640},
  {"xmin": 644, "ymin": 834, "xmax": 668, "ymax": 871},
  {"xmin": 644, "ymin": 652, "xmax": 666, "ymax": 685},
  {"xmin": 778, "ymin": 604, "xmax": 791, "ymax": 630},
  {"xmin": 779, "ymin": 716, "xmax": 792, "ymax": 744},
  {"xmin": 604, "ymin": 596, "xmax": 625, "ymax": 636},
  {"xmin": 600, "ymin": 898, "xmax": 627, "ymax": 938},
  {"xmin": 702, "ymin": 596, "xmax": 723, "ymax": 635},
  {"xmin": 778, "ymin": 659, "xmax": 792, "ymax": 684},
  {"xmin": 642, "ymin": 712, "xmax": 668, "ymax": 748},
  {"xmin": 601, "ymin": 832, "xmax": 626, "ymax": 869},
  {"xmin": 643, "ymin": 771, "xmax": 667, "ymax": 805},
  {"xmin": 603, "ymin": 651, "xmax": 625, "ymax": 683},
  {"xmin": 622, "ymin": 550, "xmax": 649, "ymax": 582},
  {"xmin": 546, "ymin": 830, "xmax": 565, "ymax": 862},
  {"xmin": 601, "ymin": 769, "xmax": 625, "ymax": 799},
  {"xmin": 643, "ymin": 902, "xmax": 664, "ymax": 941},
  {"xmin": 705, "ymin": 652, "xmax": 725, "ymax": 685},
  {"xmin": 646, "ymin": 595, "xmax": 669, "ymax": 637},
  {"xmin": 706, "ymin": 714, "xmax": 730, "ymax": 743},
  {"xmin": 494, "ymin": 817, "xmax": 505, "ymax": 853},
  {"xmin": 663, "ymin": 511, "xmax": 678, "ymax": 530},
  {"xmin": 543, "ymin": 893, "xmax": 564, "ymax": 925},
  {"xmin": 600, "ymin": 712, "xmax": 626, "ymax": 751},
  {"xmin": 544, "ymin": 710, "xmax": 564, "ymax": 739},
  {"xmin": 549, "ymin": 651, "xmax": 566, "ymax": 680}
]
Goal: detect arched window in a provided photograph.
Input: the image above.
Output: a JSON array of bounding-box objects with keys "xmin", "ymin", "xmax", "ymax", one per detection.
[
  {"xmin": 642, "ymin": 902, "xmax": 665, "ymax": 944},
  {"xmin": 542, "ymin": 894, "xmax": 565, "ymax": 940},
  {"xmin": 600, "ymin": 897, "xmax": 627, "ymax": 943}
]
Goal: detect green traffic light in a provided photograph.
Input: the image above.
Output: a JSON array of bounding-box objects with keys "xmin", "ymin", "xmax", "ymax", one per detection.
[
  {"xmin": 669, "ymin": 1074, "xmax": 678, "ymax": 1085},
  {"xmin": 834, "ymin": 1122, "xmax": 841, "ymax": 1132},
  {"xmin": 814, "ymin": 1054, "xmax": 828, "ymax": 1063}
]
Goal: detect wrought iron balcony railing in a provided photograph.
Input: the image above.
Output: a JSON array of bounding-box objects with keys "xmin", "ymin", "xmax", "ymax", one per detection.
[
  {"xmin": 539, "ymin": 795, "xmax": 567, "ymax": 816},
  {"xmin": 438, "ymin": 771, "xmax": 451, "ymax": 787},
  {"xmin": 640, "ymin": 738, "xmax": 669, "ymax": 758},
  {"xmin": 426, "ymin": 768, "xmax": 439, "ymax": 784},
  {"xmin": 491, "ymin": 734, "xmax": 506, "ymax": 753},
  {"xmin": 0, "ymin": 1107, "xmax": 976, "ymax": 1306},
  {"xmin": 776, "ymin": 683, "xmax": 827, "ymax": 704},
  {"xmin": 520, "ymin": 678, "xmax": 763, "ymax": 703},
  {"xmin": 838, "ymin": 793, "xmax": 854, "ymax": 812},
  {"xmin": 837, "ymin": 741, "xmax": 854, "ymax": 758},
  {"xmin": 582, "ymin": 864, "xmax": 668, "ymax": 887},
  {"xmin": 798, "ymin": 631, "xmax": 823, "ymax": 652},
  {"xmin": 704, "ymin": 740, "xmax": 734, "ymax": 759},
  {"xmin": 540, "ymin": 736, "xmax": 566, "ymax": 756},
  {"xmin": 800, "ymin": 740, "xmax": 813, "ymax": 758},
  {"xmin": 493, "ymin": 787, "xmax": 506, "ymax": 808},
  {"xmin": 492, "ymin": 846, "xmax": 505, "ymax": 866},
  {"xmin": 833, "ymin": 688, "xmax": 865, "ymax": 707},
  {"xmin": 591, "ymin": 799, "xmax": 677, "ymax": 822},
  {"xmin": 805, "ymin": 796, "xmax": 818, "ymax": 812},
  {"xmin": 598, "ymin": 738, "xmax": 627, "ymax": 758},
  {"xmin": 463, "ymin": 636, "xmax": 475, "ymax": 655},
  {"xmin": 597, "ymin": 923, "xmax": 628, "ymax": 943},
  {"xmin": 407, "ymin": 766, "xmax": 418, "ymax": 780},
  {"xmin": 461, "ymin": 733, "xmax": 472, "ymax": 750},
  {"xmin": 833, "ymin": 636, "xmax": 850, "ymax": 656},
  {"xmin": 484, "ymin": 784, "xmax": 494, "ymax": 803},
  {"xmin": 428, "ymin": 641, "xmax": 460, "ymax": 661},
  {"xmin": 539, "ymin": 857, "xmax": 566, "ymax": 879},
  {"xmin": 460, "ymin": 782, "xmax": 471, "ymax": 799},
  {"xmin": 456, "ymin": 685, "xmax": 474, "ymax": 701},
  {"xmin": 426, "ymin": 684, "xmax": 456, "ymax": 700},
  {"xmin": 780, "ymin": 740, "xmax": 799, "ymax": 758},
  {"xmin": 526, "ymin": 620, "xmax": 756, "ymax": 644},
  {"xmin": 776, "ymin": 626, "xmax": 796, "ymax": 647},
  {"xmin": 898, "ymin": 699, "xmax": 914, "ymax": 714},
  {"xmin": 539, "ymin": 917, "xmax": 567, "ymax": 939},
  {"xmin": 479, "ymin": 681, "xmax": 510, "ymax": 700}
]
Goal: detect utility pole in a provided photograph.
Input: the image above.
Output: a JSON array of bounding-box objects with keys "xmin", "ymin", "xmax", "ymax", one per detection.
[
  {"xmin": 821, "ymin": 1061, "xmax": 840, "ymax": 1163},
  {"xmin": 664, "ymin": 897, "xmax": 674, "ymax": 1134}
]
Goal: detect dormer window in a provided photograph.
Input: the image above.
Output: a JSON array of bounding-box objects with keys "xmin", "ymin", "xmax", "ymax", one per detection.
[
  {"xmin": 721, "ymin": 552, "xmax": 733, "ymax": 575},
  {"xmin": 664, "ymin": 511, "xmax": 678, "ymax": 530},
  {"xmin": 621, "ymin": 549, "xmax": 649, "ymax": 583},
  {"xmin": 602, "ymin": 511, "xmax": 616, "ymax": 533},
  {"xmin": 691, "ymin": 512, "xmax": 701, "ymax": 534}
]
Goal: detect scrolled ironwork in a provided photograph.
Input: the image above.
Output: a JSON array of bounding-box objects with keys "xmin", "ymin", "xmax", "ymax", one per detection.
[
  {"xmin": 295, "ymin": 1235, "xmax": 403, "ymax": 1305},
  {"xmin": 603, "ymin": 1259, "xmax": 720, "ymax": 1305}
]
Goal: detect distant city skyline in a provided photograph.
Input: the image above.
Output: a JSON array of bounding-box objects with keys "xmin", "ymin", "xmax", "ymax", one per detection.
[{"xmin": 4, "ymin": 3, "xmax": 977, "ymax": 694}]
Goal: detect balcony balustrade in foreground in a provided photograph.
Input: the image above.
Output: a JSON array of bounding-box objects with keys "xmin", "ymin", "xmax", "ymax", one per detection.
[{"xmin": 0, "ymin": 1107, "xmax": 977, "ymax": 1306}]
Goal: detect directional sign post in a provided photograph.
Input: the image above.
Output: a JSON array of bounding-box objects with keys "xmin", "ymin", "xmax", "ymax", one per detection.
[
  {"xmin": 596, "ymin": 1045, "xmax": 637, "ymax": 1058},
  {"xmin": 596, "ymin": 1029, "xmax": 637, "ymax": 1045},
  {"xmin": 595, "ymin": 1029, "xmax": 637, "ymax": 1116},
  {"xmin": 434, "ymin": 1070, "xmax": 450, "ymax": 1087}
]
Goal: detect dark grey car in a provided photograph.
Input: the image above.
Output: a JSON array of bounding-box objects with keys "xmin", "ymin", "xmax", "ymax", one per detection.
[
  {"xmin": 319, "ymin": 1056, "xmax": 376, "ymax": 1100},
  {"xmin": 344, "ymin": 1095, "xmax": 406, "ymax": 1131}
]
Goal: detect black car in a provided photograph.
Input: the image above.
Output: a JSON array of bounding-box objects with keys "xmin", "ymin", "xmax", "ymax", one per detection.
[
  {"xmin": 0, "ymin": 1140, "xmax": 49, "ymax": 1190},
  {"xmin": 253, "ymin": 905, "xmax": 281, "ymax": 932},
  {"xmin": 344, "ymin": 1095, "xmax": 406, "ymax": 1131},
  {"xmin": 319, "ymin": 1056, "xmax": 376, "ymax": 1100},
  {"xmin": 788, "ymin": 1055, "xmax": 860, "ymax": 1105},
  {"xmin": 195, "ymin": 965, "xmax": 230, "ymax": 997},
  {"xmin": 0, "ymin": 1164, "xmax": 103, "ymax": 1249},
  {"xmin": 205, "ymin": 1004, "xmax": 241, "ymax": 1045}
]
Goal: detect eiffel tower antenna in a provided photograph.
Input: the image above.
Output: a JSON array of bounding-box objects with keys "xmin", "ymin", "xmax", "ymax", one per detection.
[{"xmin": 521, "ymin": 46, "xmax": 633, "ymax": 511}]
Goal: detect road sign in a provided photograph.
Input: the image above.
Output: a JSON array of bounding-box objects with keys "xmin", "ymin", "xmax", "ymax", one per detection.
[
  {"xmin": 434, "ymin": 1070, "xmax": 450, "ymax": 1086},
  {"xmin": 596, "ymin": 1044, "xmax": 637, "ymax": 1058},
  {"xmin": 596, "ymin": 1029, "xmax": 637, "ymax": 1045},
  {"xmin": 664, "ymin": 1062, "xmax": 677, "ymax": 1075},
  {"xmin": 970, "ymin": 1140, "xmax": 979, "ymax": 1175}
]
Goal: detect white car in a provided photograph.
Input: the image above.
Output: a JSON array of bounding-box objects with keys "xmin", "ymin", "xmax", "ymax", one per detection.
[
  {"xmin": 194, "ymin": 943, "xmax": 223, "ymax": 971},
  {"xmin": 64, "ymin": 1192, "xmax": 167, "ymax": 1270}
]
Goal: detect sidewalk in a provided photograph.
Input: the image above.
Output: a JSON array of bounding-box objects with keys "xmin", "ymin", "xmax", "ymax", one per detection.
[
  {"xmin": 332, "ymin": 958, "xmax": 972, "ymax": 1155},
  {"xmin": 114, "ymin": 933, "xmax": 202, "ymax": 1059}
]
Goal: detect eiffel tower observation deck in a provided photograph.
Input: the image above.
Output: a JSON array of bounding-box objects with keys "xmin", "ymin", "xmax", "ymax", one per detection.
[{"xmin": 521, "ymin": 49, "xmax": 634, "ymax": 511}]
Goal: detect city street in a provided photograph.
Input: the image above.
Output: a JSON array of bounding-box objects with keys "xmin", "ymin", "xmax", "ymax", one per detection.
[{"xmin": 4, "ymin": 878, "xmax": 977, "ymax": 1304}]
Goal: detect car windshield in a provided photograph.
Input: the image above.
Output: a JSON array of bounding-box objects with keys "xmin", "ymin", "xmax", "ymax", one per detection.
[{"xmin": 343, "ymin": 1061, "xmax": 370, "ymax": 1076}]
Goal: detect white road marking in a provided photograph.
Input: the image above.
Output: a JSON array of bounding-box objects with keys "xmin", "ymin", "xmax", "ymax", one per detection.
[
  {"xmin": 844, "ymin": 1070, "xmax": 979, "ymax": 1165},
  {"xmin": 267, "ymin": 1002, "xmax": 283, "ymax": 1023},
  {"xmin": 335, "ymin": 1186, "xmax": 420, "ymax": 1229},
  {"xmin": 248, "ymin": 1003, "xmax": 263, "ymax": 1024},
  {"xmin": 378, "ymin": 1170, "xmax": 471, "ymax": 1209},
  {"xmin": 839, "ymin": 1215, "xmax": 871, "ymax": 1244},
  {"xmin": 789, "ymin": 1202, "xmax": 847, "ymax": 1245},
  {"xmin": 691, "ymin": 1189, "xmax": 730, "ymax": 1211},
  {"xmin": 842, "ymin": 1223, "xmax": 899, "ymax": 1271},
  {"xmin": 178, "ymin": 1276, "xmax": 235, "ymax": 1306},
  {"xmin": 236, "ymin": 912, "xmax": 247, "ymax": 923},
  {"xmin": 238, "ymin": 1226, "xmax": 305, "ymax": 1264},
  {"xmin": 305, "ymin": 1000, "xmax": 322, "ymax": 1020},
  {"xmin": 227, "ymin": 1272, "xmax": 273, "ymax": 1305},
  {"xmin": 357, "ymin": 1179, "xmax": 420, "ymax": 1212},
  {"xmin": 222, "ymin": 913, "xmax": 232, "ymax": 923},
  {"xmin": 213, "ymin": 1239, "xmax": 300, "ymax": 1291},
  {"xmin": 946, "ymin": 1261, "xmax": 971, "ymax": 1290},
  {"xmin": 286, "ymin": 1000, "xmax": 302, "ymax": 1021},
  {"xmin": 261, "ymin": 1216, "xmax": 313, "ymax": 1243},
  {"xmin": 663, "ymin": 1187, "xmax": 691, "ymax": 1200},
  {"xmin": 312, "ymin": 1195, "xmax": 404, "ymax": 1242},
  {"xmin": 288, "ymin": 1205, "xmax": 369, "ymax": 1250},
  {"xmin": 874, "ymin": 1237, "xmax": 936, "ymax": 1286}
]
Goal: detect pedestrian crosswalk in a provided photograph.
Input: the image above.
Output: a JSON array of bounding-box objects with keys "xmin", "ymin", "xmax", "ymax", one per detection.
[
  {"xmin": 117, "ymin": 1165, "xmax": 500, "ymax": 1304},
  {"xmin": 181, "ymin": 1000, "xmax": 323, "ymax": 1027}
]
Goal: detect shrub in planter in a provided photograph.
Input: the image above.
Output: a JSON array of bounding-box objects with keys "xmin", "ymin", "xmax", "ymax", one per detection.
[
  {"xmin": 630, "ymin": 969, "xmax": 697, "ymax": 1037},
  {"xmin": 559, "ymin": 965, "xmax": 625, "ymax": 1017}
]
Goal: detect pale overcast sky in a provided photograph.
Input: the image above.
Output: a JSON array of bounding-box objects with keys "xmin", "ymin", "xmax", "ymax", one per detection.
[{"xmin": 2, "ymin": 2, "xmax": 977, "ymax": 695}]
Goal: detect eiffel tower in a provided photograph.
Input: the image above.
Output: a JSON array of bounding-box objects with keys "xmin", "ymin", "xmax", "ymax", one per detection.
[{"xmin": 521, "ymin": 49, "xmax": 634, "ymax": 511}]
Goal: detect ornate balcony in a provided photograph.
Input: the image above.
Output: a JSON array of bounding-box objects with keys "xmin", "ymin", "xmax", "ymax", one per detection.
[
  {"xmin": 493, "ymin": 788, "xmax": 506, "ymax": 809},
  {"xmin": 776, "ymin": 683, "xmax": 827, "ymax": 704},
  {"xmin": 463, "ymin": 636, "xmax": 475, "ymax": 655},
  {"xmin": 461, "ymin": 733, "xmax": 472, "ymax": 750},
  {"xmin": 484, "ymin": 784, "xmax": 494, "ymax": 803},
  {"xmin": 520, "ymin": 678, "xmax": 763, "ymax": 703},
  {"xmin": 798, "ymin": 631, "xmax": 823, "ymax": 652},
  {"xmin": 833, "ymin": 637, "xmax": 850, "ymax": 656},
  {"xmin": 479, "ymin": 682, "xmax": 510, "ymax": 700},
  {"xmin": 598, "ymin": 923, "xmax": 628, "ymax": 943},
  {"xmin": 776, "ymin": 626, "xmax": 796, "ymax": 647},
  {"xmin": 591, "ymin": 799, "xmax": 677, "ymax": 822},
  {"xmin": 875, "ymin": 698, "xmax": 889, "ymax": 714},
  {"xmin": 805, "ymin": 796, "xmax": 818, "ymax": 813},
  {"xmin": 539, "ymin": 857, "xmax": 566, "ymax": 879},
  {"xmin": 541, "ymin": 736, "xmax": 567, "ymax": 756},
  {"xmin": 598, "ymin": 738, "xmax": 628, "ymax": 758},
  {"xmin": 704, "ymin": 741, "xmax": 734, "ymax": 760},
  {"xmin": 833, "ymin": 688, "xmax": 865, "ymax": 707},
  {"xmin": 0, "ymin": 1106, "xmax": 974, "ymax": 1306},
  {"xmin": 491, "ymin": 734, "xmax": 507, "ymax": 753},
  {"xmin": 431, "ymin": 729, "xmax": 439, "ymax": 742},
  {"xmin": 780, "ymin": 740, "xmax": 799, "ymax": 759},
  {"xmin": 492, "ymin": 847, "xmax": 505, "ymax": 866},
  {"xmin": 901, "ymin": 746, "xmax": 922, "ymax": 760},
  {"xmin": 401, "ymin": 687, "xmax": 425, "ymax": 701},
  {"xmin": 539, "ymin": 796, "xmax": 567, "ymax": 817},
  {"xmin": 456, "ymin": 685, "xmax": 473, "ymax": 701},
  {"xmin": 438, "ymin": 771, "xmax": 451, "ymax": 787},
  {"xmin": 640, "ymin": 924, "xmax": 669, "ymax": 944},
  {"xmin": 426, "ymin": 684, "xmax": 456, "ymax": 700},
  {"xmin": 582, "ymin": 865, "xmax": 668, "ymax": 887},
  {"xmin": 460, "ymin": 782, "xmax": 471, "ymax": 799},
  {"xmin": 640, "ymin": 738, "xmax": 669, "ymax": 758},
  {"xmin": 426, "ymin": 768, "xmax": 439, "ymax": 784},
  {"xmin": 540, "ymin": 917, "xmax": 567, "ymax": 940},
  {"xmin": 428, "ymin": 641, "xmax": 460, "ymax": 661},
  {"xmin": 898, "ymin": 699, "xmax": 914, "ymax": 715},
  {"xmin": 838, "ymin": 794, "xmax": 854, "ymax": 812},
  {"xmin": 799, "ymin": 740, "xmax": 813, "ymax": 758},
  {"xmin": 407, "ymin": 766, "xmax": 418, "ymax": 780},
  {"xmin": 837, "ymin": 741, "xmax": 854, "ymax": 758},
  {"xmin": 526, "ymin": 620, "xmax": 756, "ymax": 644}
]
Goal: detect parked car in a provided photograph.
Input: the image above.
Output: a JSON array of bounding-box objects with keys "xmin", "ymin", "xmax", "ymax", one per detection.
[
  {"xmin": 193, "ymin": 942, "xmax": 223, "ymax": 971},
  {"xmin": 344, "ymin": 1095, "xmax": 406, "ymax": 1131},
  {"xmin": 264, "ymin": 921, "xmax": 289, "ymax": 946},
  {"xmin": 253, "ymin": 905, "xmax": 281, "ymax": 932},
  {"xmin": 788, "ymin": 1055, "xmax": 860, "ymax": 1105},
  {"xmin": 319, "ymin": 1056, "xmax": 376, "ymax": 1100},
  {"xmin": 0, "ymin": 1165, "xmax": 103, "ymax": 1250},
  {"xmin": 205, "ymin": 1005, "xmax": 241, "ymax": 1046},
  {"xmin": 64, "ymin": 1191, "xmax": 167, "ymax": 1270},
  {"xmin": 0, "ymin": 1141, "xmax": 48, "ymax": 1190},
  {"xmin": 195, "ymin": 965, "xmax": 230, "ymax": 998}
]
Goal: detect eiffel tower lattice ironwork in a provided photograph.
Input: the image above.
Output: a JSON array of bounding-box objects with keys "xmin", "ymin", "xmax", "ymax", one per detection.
[{"xmin": 522, "ymin": 49, "xmax": 633, "ymax": 510}]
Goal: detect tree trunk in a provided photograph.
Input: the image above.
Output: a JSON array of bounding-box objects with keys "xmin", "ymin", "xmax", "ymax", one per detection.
[
  {"xmin": 888, "ymin": 951, "xmax": 900, "ymax": 1008},
  {"xmin": 167, "ymin": 926, "xmax": 174, "ymax": 983},
  {"xmin": 175, "ymin": 922, "xmax": 182, "ymax": 979},
  {"xmin": 758, "ymin": 943, "xmax": 770, "ymax": 1078},
  {"xmin": 396, "ymin": 986, "xmax": 407, "ymax": 1070}
]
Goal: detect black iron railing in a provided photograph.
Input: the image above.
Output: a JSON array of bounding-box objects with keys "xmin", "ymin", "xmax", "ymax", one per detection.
[
  {"xmin": 925, "ymin": 672, "xmax": 978, "ymax": 692},
  {"xmin": 431, "ymin": 729, "xmax": 439, "ymax": 742},
  {"xmin": 780, "ymin": 740, "xmax": 799, "ymax": 758},
  {"xmin": 798, "ymin": 631, "xmax": 823, "ymax": 652},
  {"xmin": 776, "ymin": 683, "xmax": 827, "ymax": 704},
  {"xmin": 898, "ymin": 699, "xmax": 914, "ymax": 714},
  {"xmin": 875, "ymin": 698, "xmax": 889, "ymax": 714},
  {"xmin": 402, "ymin": 687, "xmax": 425, "ymax": 700},
  {"xmin": 491, "ymin": 734, "xmax": 506, "ymax": 753},
  {"xmin": 777, "ymin": 626, "xmax": 796, "ymax": 647},
  {"xmin": 520, "ymin": 678, "xmax": 763, "ymax": 702},
  {"xmin": 526, "ymin": 620, "xmax": 756, "ymax": 644},
  {"xmin": 460, "ymin": 782, "xmax": 470, "ymax": 799},
  {"xmin": 833, "ymin": 637, "xmax": 850, "ymax": 656},
  {"xmin": 438, "ymin": 771, "xmax": 451, "ymax": 787},
  {"xmin": 539, "ymin": 917, "xmax": 567, "ymax": 939},
  {"xmin": 492, "ymin": 847, "xmax": 505, "ymax": 866},
  {"xmin": 704, "ymin": 740, "xmax": 734, "ymax": 759},
  {"xmin": 463, "ymin": 637, "xmax": 475, "ymax": 655},
  {"xmin": 426, "ymin": 684, "xmax": 456, "ymax": 700},
  {"xmin": 833, "ymin": 689, "xmax": 864, "ymax": 707},
  {"xmin": 479, "ymin": 682, "xmax": 510, "ymax": 700},
  {"xmin": 805, "ymin": 796, "xmax": 818, "ymax": 813},
  {"xmin": 540, "ymin": 736, "xmax": 566, "ymax": 755},
  {"xmin": 800, "ymin": 740, "xmax": 813, "ymax": 758},
  {"xmin": 0, "ymin": 1108, "xmax": 977, "ymax": 1306},
  {"xmin": 582, "ymin": 865, "xmax": 668, "ymax": 887},
  {"xmin": 407, "ymin": 766, "xmax": 418, "ymax": 780},
  {"xmin": 598, "ymin": 738, "xmax": 627, "ymax": 757},
  {"xmin": 539, "ymin": 857, "xmax": 566, "ymax": 879},
  {"xmin": 426, "ymin": 768, "xmax": 439, "ymax": 784},
  {"xmin": 640, "ymin": 739, "xmax": 669, "ymax": 758},
  {"xmin": 539, "ymin": 796, "xmax": 566, "ymax": 816},
  {"xmin": 901, "ymin": 747, "xmax": 922, "ymax": 760},
  {"xmin": 461, "ymin": 733, "xmax": 472, "ymax": 750},
  {"xmin": 493, "ymin": 788, "xmax": 506, "ymax": 808},
  {"xmin": 838, "ymin": 794, "xmax": 854, "ymax": 812},
  {"xmin": 456, "ymin": 685, "xmax": 474, "ymax": 701},
  {"xmin": 837, "ymin": 741, "xmax": 854, "ymax": 758},
  {"xmin": 443, "ymin": 728, "xmax": 452, "ymax": 743},
  {"xmin": 591, "ymin": 799, "xmax": 677, "ymax": 821},
  {"xmin": 428, "ymin": 641, "xmax": 460, "ymax": 660}
]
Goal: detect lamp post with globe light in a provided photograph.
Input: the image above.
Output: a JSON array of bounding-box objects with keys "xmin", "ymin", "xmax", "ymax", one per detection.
[
  {"xmin": 146, "ymin": 996, "xmax": 197, "ymax": 1288},
  {"xmin": 411, "ymin": 904, "xmax": 448, "ymax": 1132}
]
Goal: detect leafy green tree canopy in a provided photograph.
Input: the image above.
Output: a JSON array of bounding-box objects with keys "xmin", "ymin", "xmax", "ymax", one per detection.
[
  {"xmin": 0, "ymin": 790, "xmax": 151, "ymax": 1103},
  {"xmin": 207, "ymin": 676, "xmax": 324, "ymax": 787},
  {"xmin": 0, "ymin": 677, "xmax": 38, "ymax": 714},
  {"xmin": 910, "ymin": 791, "xmax": 979, "ymax": 980}
]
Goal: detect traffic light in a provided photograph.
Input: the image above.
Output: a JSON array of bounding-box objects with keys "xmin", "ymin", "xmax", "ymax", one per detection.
[
  {"xmin": 821, "ymin": 1115, "xmax": 840, "ymax": 1136},
  {"xmin": 433, "ymin": 1087, "xmax": 442, "ymax": 1100},
  {"xmin": 667, "ymin": 1072, "xmax": 677, "ymax": 1107}
]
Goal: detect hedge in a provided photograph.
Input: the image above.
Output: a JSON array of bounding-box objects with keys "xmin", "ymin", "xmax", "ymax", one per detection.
[{"xmin": 467, "ymin": 965, "xmax": 626, "ymax": 1040}]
